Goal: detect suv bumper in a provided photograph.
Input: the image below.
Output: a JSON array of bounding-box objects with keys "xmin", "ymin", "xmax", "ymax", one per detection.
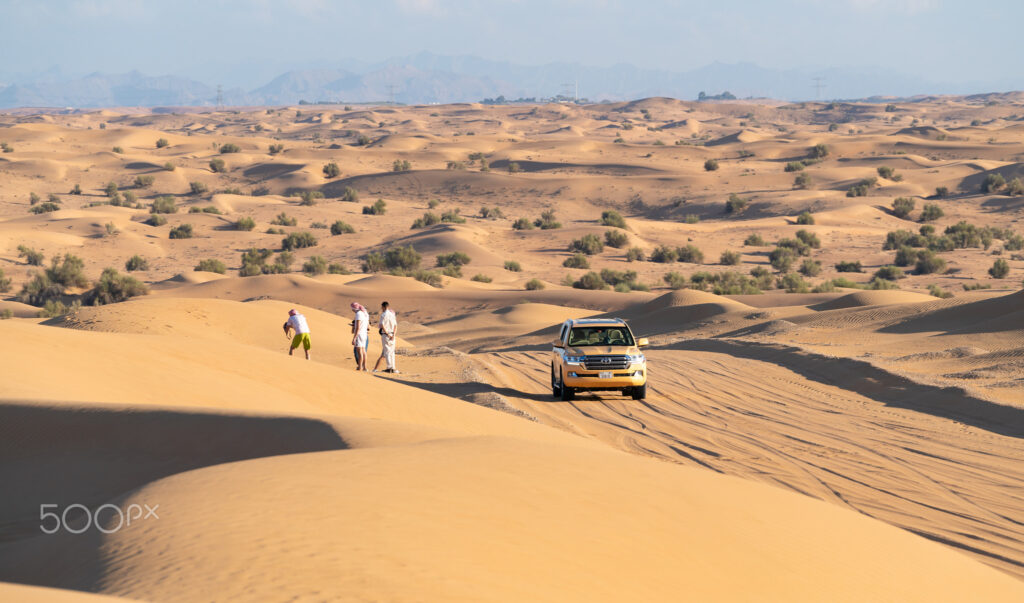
[{"xmin": 563, "ymin": 369, "xmax": 645, "ymax": 389}]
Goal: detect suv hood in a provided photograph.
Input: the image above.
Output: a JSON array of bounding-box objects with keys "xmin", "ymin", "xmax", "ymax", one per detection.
[{"xmin": 567, "ymin": 346, "xmax": 638, "ymax": 355}]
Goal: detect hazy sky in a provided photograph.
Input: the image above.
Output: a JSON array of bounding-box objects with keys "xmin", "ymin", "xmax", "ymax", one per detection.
[{"xmin": 1, "ymin": 0, "xmax": 1021, "ymax": 86}]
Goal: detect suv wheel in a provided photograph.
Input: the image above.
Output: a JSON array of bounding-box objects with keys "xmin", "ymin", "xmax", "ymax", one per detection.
[
  {"xmin": 631, "ymin": 383, "xmax": 647, "ymax": 400},
  {"xmin": 551, "ymin": 366, "xmax": 562, "ymax": 398},
  {"xmin": 559, "ymin": 370, "xmax": 575, "ymax": 401}
]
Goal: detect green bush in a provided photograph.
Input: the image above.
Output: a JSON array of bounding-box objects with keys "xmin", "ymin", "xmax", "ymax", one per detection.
[
  {"xmin": 915, "ymin": 250, "xmax": 946, "ymax": 274},
  {"xmin": 328, "ymin": 263, "xmax": 350, "ymax": 275},
  {"xmin": 471, "ymin": 273, "xmax": 492, "ymax": 283},
  {"xmin": 235, "ymin": 216, "xmax": 256, "ymax": 231},
  {"xmin": 683, "ymin": 214, "xmax": 700, "ymax": 224},
  {"xmin": 412, "ymin": 212, "xmax": 441, "ymax": 229},
  {"xmin": 744, "ymin": 233, "xmax": 766, "ymax": 246},
  {"xmin": 650, "ymin": 245, "xmax": 678, "ymax": 263},
  {"xmin": 18, "ymin": 245, "xmax": 44, "ymax": 266},
  {"xmin": 725, "ymin": 193, "xmax": 749, "ymax": 214},
  {"xmin": 189, "ymin": 181, "xmax": 208, "ymax": 196},
  {"xmin": 563, "ymin": 253, "xmax": 590, "ymax": 269},
  {"xmin": 269, "ymin": 144, "xmax": 285, "ymax": 154},
  {"xmin": 135, "ymin": 175, "xmax": 155, "ymax": 188},
  {"xmin": 573, "ymin": 271, "xmax": 608, "ymax": 290},
  {"xmin": 534, "ymin": 209, "xmax": 562, "ymax": 229},
  {"xmin": 83, "ymin": 268, "xmax": 148, "ymax": 305},
  {"xmin": 189, "ymin": 206, "xmax": 221, "ymax": 215},
  {"xmin": 507, "ymin": 162, "xmax": 521, "ymax": 174},
  {"xmin": 704, "ymin": 159, "xmax": 719, "ymax": 171},
  {"xmin": 877, "ymin": 166, "xmax": 896, "ymax": 179},
  {"xmin": 769, "ymin": 247, "xmax": 797, "ymax": 272},
  {"xmin": 626, "ymin": 247, "xmax": 645, "ymax": 262},
  {"xmin": 935, "ymin": 186, "xmax": 949, "ymax": 198},
  {"xmin": 663, "ymin": 271, "xmax": 687, "ymax": 289},
  {"xmin": 428, "ymin": 199, "xmax": 440, "ymax": 209},
  {"xmin": 151, "ymin": 196, "xmax": 177, "ymax": 214},
  {"xmin": 69, "ymin": 184, "xmax": 82, "ymax": 195},
  {"xmin": 874, "ymin": 265, "xmax": 904, "ymax": 281},
  {"xmin": 835, "ymin": 260, "xmax": 862, "ymax": 272},
  {"xmin": 813, "ymin": 281, "xmax": 836, "ymax": 293},
  {"xmin": 776, "ymin": 238, "xmax": 810, "ymax": 256},
  {"xmin": 146, "ymin": 214, "xmax": 167, "ymax": 227},
  {"xmin": 1004, "ymin": 234, "xmax": 1024, "ymax": 251},
  {"xmin": 785, "ymin": 161, "xmax": 805, "ymax": 172},
  {"xmin": 1007, "ymin": 178, "xmax": 1024, "ymax": 196},
  {"xmin": 919, "ymin": 203, "xmax": 943, "ymax": 222},
  {"xmin": 341, "ymin": 187, "xmax": 359, "ymax": 202},
  {"xmin": 436, "ymin": 251, "xmax": 471, "ymax": 267},
  {"xmin": 944, "ymin": 221, "xmax": 982, "ymax": 248},
  {"xmin": 601, "ymin": 210, "xmax": 627, "ymax": 229},
  {"xmin": 677, "ymin": 244, "xmax": 704, "ymax": 263},
  {"xmin": 441, "ymin": 209, "xmax": 466, "ymax": 223},
  {"xmin": 989, "ymin": 258, "xmax": 1010, "ymax": 278},
  {"xmin": 272, "ymin": 212, "xmax": 297, "ymax": 227},
  {"xmin": 363, "ymin": 199, "xmax": 387, "ymax": 215},
  {"xmin": 928, "ymin": 284, "xmax": 953, "ymax": 299},
  {"xmin": 303, "ymin": 256, "xmax": 328, "ymax": 276},
  {"xmin": 799, "ymin": 259, "xmax": 821, "ymax": 277},
  {"xmin": 893, "ymin": 246, "xmax": 917, "ymax": 267},
  {"xmin": 795, "ymin": 230, "xmax": 821, "ymax": 249},
  {"xmin": 162, "ymin": 162, "xmax": 175, "ymax": 171},
  {"xmin": 156, "ymin": 138, "xmax": 169, "ymax": 148},
  {"xmin": 0, "ymin": 269, "xmax": 10, "ymax": 294},
  {"xmin": 323, "ymin": 162, "xmax": 341, "ymax": 178},
  {"xmin": 892, "ymin": 197, "xmax": 915, "ymax": 219},
  {"xmin": 239, "ymin": 248, "xmax": 273, "ymax": 276},
  {"xmin": 605, "ymin": 230, "xmax": 629, "ymax": 248},
  {"xmin": 512, "ymin": 217, "xmax": 534, "ymax": 230},
  {"xmin": 18, "ymin": 254, "xmax": 89, "ymax": 306},
  {"xmin": 504, "ymin": 260, "xmax": 522, "ymax": 272},
  {"xmin": 720, "ymin": 250, "xmax": 741, "ymax": 265},
  {"xmin": 479, "ymin": 206, "xmax": 504, "ymax": 219},
  {"xmin": 569, "ymin": 234, "xmax": 604, "ymax": 255},
  {"xmin": 169, "ymin": 224, "xmax": 193, "ymax": 239},
  {"xmin": 30, "ymin": 203, "xmax": 61, "ymax": 214},
  {"xmin": 808, "ymin": 144, "xmax": 829, "ymax": 159},
  {"xmin": 778, "ymin": 273, "xmax": 809, "ymax": 293},
  {"xmin": 125, "ymin": 255, "xmax": 149, "ymax": 271},
  {"xmin": 982, "ymin": 173, "xmax": 1005, "ymax": 193},
  {"xmin": 868, "ymin": 277, "xmax": 898, "ymax": 290},
  {"xmin": 209, "ymin": 157, "xmax": 226, "ymax": 173},
  {"xmin": 220, "ymin": 143, "xmax": 241, "ymax": 154},
  {"xmin": 796, "ymin": 211, "xmax": 814, "ymax": 225},
  {"xmin": 282, "ymin": 231, "xmax": 317, "ymax": 251},
  {"xmin": 793, "ymin": 172, "xmax": 812, "ymax": 189},
  {"xmin": 525, "ymin": 278, "xmax": 545, "ymax": 290},
  {"xmin": 363, "ymin": 245, "xmax": 421, "ymax": 273},
  {"xmin": 195, "ymin": 259, "xmax": 227, "ymax": 274},
  {"xmin": 392, "ymin": 159, "xmax": 411, "ymax": 172},
  {"xmin": 299, "ymin": 191, "xmax": 324, "ymax": 206}
]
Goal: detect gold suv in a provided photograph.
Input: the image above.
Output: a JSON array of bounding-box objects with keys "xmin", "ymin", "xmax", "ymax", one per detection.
[{"xmin": 551, "ymin": 318, "xmax": 648, "ymax": 401}]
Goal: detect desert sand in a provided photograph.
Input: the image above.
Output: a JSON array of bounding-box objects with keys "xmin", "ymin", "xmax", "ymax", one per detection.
[{"xmin": 2, "ymin": 97, "xmax": 1024, "ymax": 600}]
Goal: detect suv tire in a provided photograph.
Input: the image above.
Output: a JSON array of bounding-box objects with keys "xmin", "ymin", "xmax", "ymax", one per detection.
[
  {"xmin": 551, "ymin": 366, "xmax": 562, "ymax": 398},
  {"xmin": 559, "ymin": 370, "xmax": 575, "ymax": 401},
  {"xmin": 631, "ymin": 384, "xmax": 647, "ymax": 400}
]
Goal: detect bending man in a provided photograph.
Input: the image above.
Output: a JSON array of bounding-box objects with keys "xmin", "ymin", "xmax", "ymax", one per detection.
[{"xmin": 283, "ymin": 308, "xmax": 311, "ymax": 360}]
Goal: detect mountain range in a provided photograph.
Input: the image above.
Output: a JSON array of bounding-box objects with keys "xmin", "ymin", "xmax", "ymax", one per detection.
[{"xmin": 1, "ymin": 52, "xmax": 1021, "ymax": 109}]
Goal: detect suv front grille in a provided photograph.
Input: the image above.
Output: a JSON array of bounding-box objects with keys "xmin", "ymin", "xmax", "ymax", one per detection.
[{"xmin": 583, "ymin": 355, "xmax": 631, "ymax": 370}]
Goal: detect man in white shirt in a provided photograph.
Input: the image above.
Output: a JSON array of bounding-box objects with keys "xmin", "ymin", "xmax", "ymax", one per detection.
[
  {"xmin": 373, "ymin": 301, "xmax": 399, "ymax": 373},
  {"xmin": 350, "ymin": 302, "xmax": 369, "ymax": 371},
  {"xmin": 282, "ymin": 308, "xmax": 311, "ymax": 360}
]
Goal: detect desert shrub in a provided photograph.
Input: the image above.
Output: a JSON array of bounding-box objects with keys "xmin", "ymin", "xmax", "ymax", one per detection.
[
  {"xmin": 778, "ymin": 273, "xmax": 809, "ymax": 293},
  {"xmin": 982, "ymin": 173, "xmax": 1005, "ymax": 193},
  {"xmin": 169, "ymin": 224, "xmax": 193, "ymax": 239},
  {"xmin": 868, "ymin": 277, "xmax": 898, "ymax": 290},
  {"xmin": 0, "ymin": 308, "xmax": 10, "ymax": 319},
  {"xmin": 605, "ymin": 230, "xmax": 629, "ymax": 248},
  {"xmin": 512, "ymin": 217, "xmax": 534, "ymax": 230},
  {"xmin": 302, "ymin": 256, "xmax": 328, "ymax": 276},
  {"xmin": 251, "ymin": 185, "xmax": 271, "ymax": 196},
  {"xmin": 720, "ymin": 250, "xmax": 741, "ymax": 265},
  {"xmin": 847, "ymin": 182, "xmax": 871, "ymax": 197},
  {"xmin": 18, "ymin": 245, "xmax": 44, "ymax": 266},
  {"xmin": 156, "ymin": 138, "xmax": 169, "ymax": 148},
  {"xmin": 18, "ymin": 254, "xmax": 89, "ymax": 306},
  {"xmin": 272, "ymin": 212, "xmax": 297, "ymax": 227},
  {"xmin": 112, "ymin": 146, "xmax": 123, "ymax": 154},
  {"xmin": 626, "ymin": 247, "xmax": 645, "ymax": 262},
  {"xmin": 725, "ymin": 193, "xmax": 749, "ymax": 214},
  {"xmin": 189, "ymin": 206, "xmax": 221, "ymax": 215},
  {"xmin": 563, "ymin": 253, "xmax": 590, "ymax": 269},
  {"xmin": 793, "ymin": 172, "xmax": 812, "ymax": 189},
  {"xmin": 882, "ymin": 229, "xmax": 922, "ymax": 250},
  {"xmin": 1004, "ymin": 234, "xmax": 1024, "ymax": 251},
  {"xmin": 282, "ymin": 231, "xmax": 317, "ymax": 251},
  {"xmin": 471, "ymin": 273, "xmax": 492, "ymax": 283},
  {"xmin": 809, "ymin": 143, "xmax": 829, "ymax": 159},
  {"xmin": 189, "ymin": 181, "xmax": 208, "ymax": 196},
  {"xmin": 162, "ymin": 162, "xmax": 175, "ymax": 171},
  {"xmin": 195, "ymin": 259, "xmax": 226, "ymax": 274},
  {"xmin": 650, "ymin": 245, "xmax": 679, "ymax": 263},
  {"xmin": 989, "ymin": 258, "xmax": 1010, "ymax": 278},
  {"xmin": 677, "ymin": 244, "xmax": 704, "ymax": 263},
  {"xmin": 29, "ymin": 192, "xmax": 41, "ymax": 205},
  {"xmin": 392, "ymin": 159, "xmax": 411, "ymax": 172},
  {"xmin": 322, "ymin": 162, "xmax": 341, "ymax": 178},
  {"xmin": 928, "ymin": 285, "xmax": 953, "ymax": 299},
  {"xmin": 601, "ymin": 210, "xmax": 627, "ymax": 229},
  {"xmin": 478, "ymin": 206, "xmax": 504, "ymax": 219},
  {"xmin": 534, "ymin": 209, "xmax": 562, "ymax": 229},
  {"xmin": 239, "ymin": 248, "xmax": 273, "ymax": 276},
  {"xmin": 874, "ymin": 265, "xmax": 904, "ymax": 281},
  {"xmin": 507, "ymin": 161, "xmax": 521, "ymax": 174},
  {"xmin": 525, "ymin": 278, "xmax": 545, "ymax": 290},
  {"xmin": 310, "ymin": 221, "xmax": 327, "ymax": 229},
  {"xmin": 69, "ymin": 184, "xmax": 82, "ymax": 195},
  {"xmin": 569, "ymin": 234, "xmax": 604, "ymax": 255},
  {"xmin": 146, "ymin": 213, "xmax": 168, "ymax": 227},
  {"xmin": 363, "ymin": 245, "xmax": 421, "ymax": 273},
  {"xmin": 230, "ymin": 216, "xmax": 255, "ymax": 231},
  {"xmin": 409, "ymin": 270, "xmax": 442, "ymax": 288},
  {"xmin": 877, "ymin": 166, "xmax": 896, "ymax": 179},
  {"xmin": 704, "ymin": 159, "xmax": 719, "ymax": 171},
  {"xmin": 785, "ymin": 161, "xmax": 805, "ymax": 172},
  {"xmin": 934, "ymin": 186, "xmax": 949, "ymax": 198},
  {"xmin": 573, "ymin": 271, "xmax": 608, "ymax": 290},
  {"xmin": 663, "ymin": 271, "xmax": 687, "ymax": 289},
  {"xmin": 830, "ymin": 277, "xmax": 863, "ymax": 289},
  {"xmin": 209, "ymin": 157, "xmax": 226, "ymax": 173},
  {"xmin": 327, "ymin": 263, "xmax": 350, "ymax": 275},
  {"xmin": 220, "ymin": 143, "xmax": 241, "ymax": 154},
  {"xmin": 120, "ymin": 191, "xmax": 137, "ymax": 207},
  {"xmin": 795, "ymin": 229, "xmax": 821, "ymax": 249},
  {"xmin": 776, "ymin": 238, "xmax": 811, "ymax": 256},
  {"xmin": 944, "ymin": 221, "xmax": 982, "ymax": 248},
  {"xmin": 919, "ymin": 203, "xmax": 943, "ymax": 222},
  {"xmin": 749, "ymin": 266, "xmax": 775, "ymax": 289},
  {"xmin": 436, "ymin": 251, "xmax": 471, "ymax": 268},
  {"xmin": 835, "ymin": 260, "xmax": 862, "ymax": 273},
  {"xmin": 299, "ymin": 191, "xmax": 324, "ymax": 206},
  {"xmin": 83, "ymin": 268, "xmax": 148, "ymax": 305},
  {"xmin": 332, "ymin": 186, "xmax": 358, "ymax": 203},
  {"xmin": 124, "ymin": 255, "xmax": 149, "ymax": 271},
  {"xmin": 363, "ymin": 199, "xmax": 387, "ymax": 215},
  {"xmin": 796, "ymin": 211, "xmax": 815, "ymax": 225},
  {"xmin": 134, "ymin": 175, "xmax": 155, "ymax": 188},
  {"xmin": 441, "ymin": 209, "xmax": 466, "ymax": 224},
  {"xmin": 411, "ymin": 212, "xmax": 441, "ymax": 229},
  {"xmin": 269, "ymin": 144, "xmax": 285, "ymax": 154},
  {"xmin": 428, "ymin": 199, "xmax": 440, "ymax": 209},
  {"xmin": 0, "ymin": 269, "xmax": 9, "ymax": 293},
  {"xmin": 683, "ymin": 214, "xmax": 700, "ymax": 224},
  {"xmin": 915, "ymin": 250, "xmax": 946, "ymax": 274},
  {"xmin": 891, "ymin": 197, "xmax": 915, "ymax": 219},
  {"xmin": 893, "ymin": 246, "xmax": 918, "ymax": 267},
  {"xmin": 799, "ymin": 259, "xmax": 822, "ymax": 277},
  {"xmin": 744, "ymin": 233, "xmax": 766, "ymax": 246},
  {"xmin": 920, "ymin": 224, "xmax": 936, "ymax": 237},
  {"xmin": 1007, "ymin": 178, "xmax": 1024, "ymax": 196},
  {"xmin": 104, "ymin": 182, "xmax": 120, "ymax": 197},
  {"xmin": 769, "ymin": 247, "xmax": 797, "ymax": 272},
  {"xmin": 30, "ymin": 203, "xmax": 61, "ymax": 214},
  {"xmin": 813, "ymin": 281, "xmax": 836, "ymax": 293},
  {"xmin": 504, "ymin": 260, "xmax": 522, "ymax": 272}
]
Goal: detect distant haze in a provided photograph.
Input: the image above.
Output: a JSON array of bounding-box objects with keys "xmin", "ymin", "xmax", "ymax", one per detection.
[{"xmin": 1, "ymin": 0, "xmax": 1022, "ymax": 107}]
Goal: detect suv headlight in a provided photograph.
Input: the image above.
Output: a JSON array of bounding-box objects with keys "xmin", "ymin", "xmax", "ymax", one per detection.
[
  {"xmin": 627, "ymin": 354, "xmax": 645, "ymax": 364},
  {"xmin": 564, "ymin": 355, "xmax": 586, "ymax": 365}
]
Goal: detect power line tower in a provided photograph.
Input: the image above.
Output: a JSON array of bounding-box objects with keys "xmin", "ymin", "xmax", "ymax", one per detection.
[
  {"xmin": 811, "ymin": 77, "xmax": 826, "ymax": 100},
  {"xmin": 386, "ymin": 84, "xmax": 397, "ymax": 105},
  {"xmin": 560, "ymin": 80, "xmax": 578, "ymax": 103},
  {"xmin": 216, "ymin": 84, "xmax": 223, "ymax": 110}
]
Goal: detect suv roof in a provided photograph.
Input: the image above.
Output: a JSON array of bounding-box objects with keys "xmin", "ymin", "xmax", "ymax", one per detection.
[{"xmin": 566, "ymin": 318, "xmax": 627, "ymax": 326}]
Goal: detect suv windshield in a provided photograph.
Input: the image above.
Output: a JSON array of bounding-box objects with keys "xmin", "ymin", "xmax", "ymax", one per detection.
[{"xmin": 568, "ymin": 326, "xmax": 634, "ymax": 347}]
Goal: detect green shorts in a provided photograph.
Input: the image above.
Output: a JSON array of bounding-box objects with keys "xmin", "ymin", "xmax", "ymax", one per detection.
[{"xmin": 290, "ymin": 333, "xmax": 311, "ymax": 351}]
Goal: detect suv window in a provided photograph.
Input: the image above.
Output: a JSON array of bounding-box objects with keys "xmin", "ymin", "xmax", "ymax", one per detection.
[
  {"xmin": 567, "ymin": 326, "xmax": 634, "ymax": 347},
  {"xmin": 558, "ymin": 323, "xmax": 568, "ymax": 343}
]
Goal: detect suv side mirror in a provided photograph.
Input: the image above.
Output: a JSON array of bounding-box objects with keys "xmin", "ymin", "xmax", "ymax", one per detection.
[
  {"xmin": 637, "ymin": 338, "xmax": 649, "ymax": 347},
  {"xmin": 552, "ymin": 338, "xmax": 564, "ymax": 348}
]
